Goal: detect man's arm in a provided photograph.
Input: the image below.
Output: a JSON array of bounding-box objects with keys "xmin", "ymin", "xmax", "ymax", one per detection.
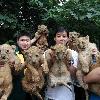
[
  {"xmin": 68, "ymin": 65, "xmax": 77, "ymax": 78},
  {"xmin": 84, "ymin": 67, "xmax": 100, "ymax": 84}
]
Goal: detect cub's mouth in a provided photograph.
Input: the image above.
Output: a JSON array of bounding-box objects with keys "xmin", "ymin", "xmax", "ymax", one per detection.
[
  {"xmin": 0, "ymin": 61, "xmax": 5, "ymax": 67},
  {"xmin": 81, "ymin": 46, "xmax": 86, "ymax": 50}
]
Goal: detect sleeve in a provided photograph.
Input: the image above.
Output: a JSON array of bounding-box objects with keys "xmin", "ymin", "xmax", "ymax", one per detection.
[
  {"xmin": 16, "ymin": 52, "xmax": 25, "ymax": 64},
  {"xmin": 71, "ymin": 50, "xmax": 78, "ymax": 68}
]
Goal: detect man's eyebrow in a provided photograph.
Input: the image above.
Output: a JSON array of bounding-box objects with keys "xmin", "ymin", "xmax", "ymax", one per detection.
[
  {"xmin": 56, "ymin": 33, "xmax": 61, "ymax": 35},
  {"xmin": 21, "ymin": 39, "xmax": 30, "ymax": 40}
]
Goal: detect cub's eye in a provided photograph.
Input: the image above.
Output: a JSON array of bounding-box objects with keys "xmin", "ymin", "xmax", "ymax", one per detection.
[
  {"xmin": 62, "ymin": 52, "xmax": 65, "ymax": 54},
  {"xmin": 82, "ymin": 41, "xmax": 84, "ymax": 44},
  {"xmin": 0, "ymin": 50, "xmax": 1, "ymax": 53},
  {"xmin": 6, "ymin": 50, "xmax": 9, "ymax": 53},
  {"xmin": 25, "ymin": 52, "xmax": 29, "ymax": 55},
  {"xmin": 36, "ymin": 54, "xmax": 39, "ymax": 57}
]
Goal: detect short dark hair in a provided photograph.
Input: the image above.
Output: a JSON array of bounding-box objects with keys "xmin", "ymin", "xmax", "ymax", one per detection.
[
  {"xmin": 54, "ymin": 26, "xmax": 69, "ymax": 37},
  {"xmin": 16, "ymin": 30, "xmax": 32, "ymax": 40}
]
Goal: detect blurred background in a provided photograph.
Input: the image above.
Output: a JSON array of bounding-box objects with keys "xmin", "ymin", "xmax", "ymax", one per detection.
[{"xmin": 0, "ymin": 0, "xmax": 100, "ymax": 49}]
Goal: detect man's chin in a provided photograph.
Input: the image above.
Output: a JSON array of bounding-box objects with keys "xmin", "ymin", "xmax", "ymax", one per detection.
[
  {"xmin": 59, "ymin": 43, "xmax": 66, "ymax": 45},
  {"xmin": 22, "ymin": 47, "xmax": 29, "ymax": 50}
]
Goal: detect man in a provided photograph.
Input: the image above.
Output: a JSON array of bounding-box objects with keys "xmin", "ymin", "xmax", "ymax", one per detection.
[
  {"xmin": 8, "ymin": 30, "xmax": 37, "ymax": 100},
  {"xmin": 44, "ymin": 27, "xmax": 78, "ymax": 100}
]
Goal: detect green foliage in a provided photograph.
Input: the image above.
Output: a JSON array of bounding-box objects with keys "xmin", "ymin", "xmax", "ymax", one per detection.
[
  {"xmin": 0, "ymin": 0, "xmax": 100, "ymax": 49},
  {"xmin": 0, "ymin": 14, "xmax": 17, "ymax": 29},
  {"xmin": 42, "ymin": 0, "xmax": 100, "ymax": 48}
]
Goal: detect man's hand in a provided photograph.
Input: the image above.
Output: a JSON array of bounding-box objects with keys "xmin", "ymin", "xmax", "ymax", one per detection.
[
  {"xmin": 68, "ymin": 65, "xmax": 77, "ymax": 78},
  {"xmin": 83, "ymin": 67, "xmax": 100, "ymax": 84}
]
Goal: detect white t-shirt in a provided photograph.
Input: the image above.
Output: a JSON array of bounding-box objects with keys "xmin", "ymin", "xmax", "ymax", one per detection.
[
  {"xmin": 71, "ymin": 50, "xmax": 78, "ymax": 68},
  {"xmin": 45, "ymin": 50, "xmax": 78, "ymax": 100},
  {"xmin": 45, "ymin": 85, "xmax": 74, "ymax": 100}
]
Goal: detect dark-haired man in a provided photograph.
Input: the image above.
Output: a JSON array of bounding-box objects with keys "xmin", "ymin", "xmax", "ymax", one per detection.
[{"xmin": 8, "ymin": 30, "xmax": 37, "ymax": 100}]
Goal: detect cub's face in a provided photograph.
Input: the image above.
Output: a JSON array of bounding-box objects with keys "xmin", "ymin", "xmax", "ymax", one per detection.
[
  {"xmin": 0, "ymin": 44, "xmax": 15, "ymax": 65},
  {"xmin": 51, "ymin": 44, "xmax": 67, "ymax": 60},
  {"xmin": 25, "ymin": 46, "xmax": 42, "ymax": 65},
  {"xmin": 69, "ymin": 32, "xmax": 80, "ymax": 39},
  {"xmin": 76, "ymin": 36, "xmax": 89, "ymax": 50},
  {"xmin": 68, "ymin": 32, "xmax": 80, "ymax": 46},
  {"xmin": 38, "ymin": 25, "xmax": 48, "ymax": 35}
]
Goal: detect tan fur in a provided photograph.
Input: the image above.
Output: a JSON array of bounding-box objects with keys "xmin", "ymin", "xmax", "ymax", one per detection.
[
  {"xmin": 45, "ymin": 44, "xmax": 72, "ymax": 88},
  {"xmin": 22, "ymin": 46, "xmax": 49, "ymax": 100},
  {"xmin": 68, "ymin": 32, "xmax": 80, "ymax": 50},
  {"xmin": 75, "ymin": 36, "xmax": 100, "ymax": 95},
  {"xmin": 35, "ymin": 25, "xmax": 49, "ymax": 52},
  {"xmin": 89, "ymin": 53, "xmax": 100, "ymax": 95},
  {"xmin": 0, "ymin": 44, "xmax": 21, "ymax": 100},
  {"xmin": 69, "ymin": 31, "xmax": 80, "ymax": 39}
]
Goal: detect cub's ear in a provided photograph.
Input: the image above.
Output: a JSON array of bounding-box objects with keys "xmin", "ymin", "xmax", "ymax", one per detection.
[
  {"xmin": 11, "ymin": 45, "xmax": 16, "ymax": 51},
  {"xmin": 23, "ymin": 50, "xmax": 29, "ymax": 59},
  {"xmin": 0, "ymin": 45, "xmax": 1, "ymax": 51},
  {"xmin": 85, "ymin": 35, "xmax": 89, "ymax": 41},
  {"xmin": 24, "ymin": 50, "xmax": 29, "ymax": 55},
  {"xmin": 38, "ymin": 25, "xmax": 41, "ymax": 29},
  {"xmin": 76, "ymin": 32, "xmax": 80, "ymax": 37},
  {"xmin": 50, "ymin": 46, "xmax": 56, "ymax": 52}
]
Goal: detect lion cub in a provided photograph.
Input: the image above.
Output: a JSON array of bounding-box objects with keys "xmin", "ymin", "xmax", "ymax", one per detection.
[
  {"xmin": 45, "ymin": 44, "xmax": 73, "ymax": 89},
  {"xmin": 22, "ymin": 46, "xmax": 49, "ymax": 100},
  {"xmin": 76, "ymin": 36, "xmax": 100, "ymax": 95},
  {"xmin": 31, "ymin": 25, "xmax": 49, "ymax": 52},
  {"xmin": 0, "ymin": 44, "xmax": 21, "ymax": 100}
]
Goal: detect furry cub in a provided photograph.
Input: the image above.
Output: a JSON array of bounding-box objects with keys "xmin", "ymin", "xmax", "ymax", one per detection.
[
  {"xmin": 33, "ymin": 25, "xmax": 49, "ymax": 52},
  {"xmin": 0, "ymin": 44, "xmax": 21, "ymax": 100},
  {"xmin": 76, "ymin": 36, "xmax": 100, "ymax": 95},
  {"xmin": 22, "ymin": 46, "xmax": 48, "ymax": 100},
  {"xmin": 68, "ymin": 31, "xmax": 80, "ymax": 50},
  {"xmin": 45, "ymin": 44, "xmax": 73, "ymax": 88}
]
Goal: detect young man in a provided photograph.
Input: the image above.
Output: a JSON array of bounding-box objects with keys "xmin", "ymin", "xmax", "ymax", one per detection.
[
  {"xmin": 84, "ymin": 67, "xmax": 100, "ymax": 100},
  {"xmin": 44, "ymin": 27, "xmax": 78, "ymax": 100},
  {"xmin": 8, "ymin": 30, "xmax": 37, "ymax": 100}
]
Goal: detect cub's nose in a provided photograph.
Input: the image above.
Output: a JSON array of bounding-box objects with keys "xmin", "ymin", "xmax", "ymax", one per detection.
[{"xmin": 1, "ymin": 55, "xmax": 6, "ymax": 59}]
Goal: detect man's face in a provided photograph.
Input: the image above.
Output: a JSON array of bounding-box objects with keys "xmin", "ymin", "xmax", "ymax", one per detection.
[
  {"xmin": 17, "ymin": 36, "xmax": 31, "ymax": 50},
  {"xmin": 55, "ymin": 31, "xmax": 69, "ymax": 45}
]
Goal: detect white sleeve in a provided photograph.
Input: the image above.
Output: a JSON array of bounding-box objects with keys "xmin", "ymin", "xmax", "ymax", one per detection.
[
  {"xmin": 71, "ymin": 50, "xmax": 78, "ymax": 68},
  {"xmin": 43, "ymin": 51, "xmax": 46, "ymax": 59}
]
